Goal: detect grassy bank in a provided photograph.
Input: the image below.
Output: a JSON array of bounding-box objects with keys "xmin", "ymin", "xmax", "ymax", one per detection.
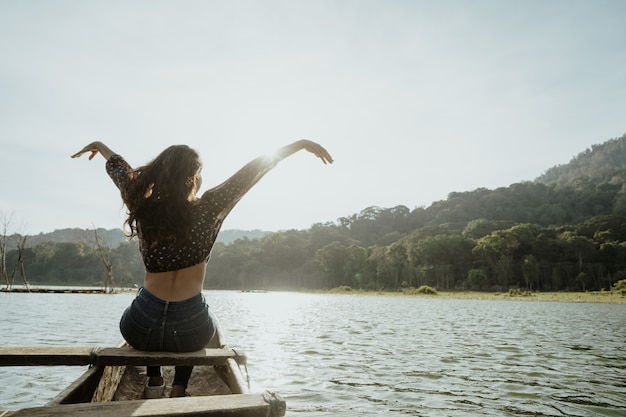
[
  {"xmin": 436, "ymin": 290, "xmax": 625, "ymax": 304},
  {"xmin": 324, "ymin": 286, "xmax": 626, "ymax": 304}
]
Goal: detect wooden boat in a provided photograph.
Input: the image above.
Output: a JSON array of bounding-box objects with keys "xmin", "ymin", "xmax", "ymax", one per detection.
[{"xmin": 0, "ymin": 321, "xmax": 285, "ymax": 417}]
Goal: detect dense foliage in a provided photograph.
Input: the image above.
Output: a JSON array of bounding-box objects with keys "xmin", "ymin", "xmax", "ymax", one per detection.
[
  {"xmin": 202, "ymin": 213, "xmax": 626, "ymax": 292},
  {"xmin": 536, "ymin": 135, "xmax": 626, "ymax": 185},
  {"xmin": 3, "ymin": 240, "xmax": 144, "ymax": 288},
  {"xmin": 3, "ymin": 134, "xmax": 626, "ymax": 293}
]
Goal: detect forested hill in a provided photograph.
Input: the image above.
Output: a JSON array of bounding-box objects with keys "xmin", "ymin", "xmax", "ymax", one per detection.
[
  {"xmin": 18, "ymin": 227, "xmax": 266, "ymax": 250},
  {"xmin": 25, "ymin": 228, "xmax": 127, "ymax": 249},
  {"xmin": 535, "ymin": 133, "xmax": 626, "ymax": 185}
]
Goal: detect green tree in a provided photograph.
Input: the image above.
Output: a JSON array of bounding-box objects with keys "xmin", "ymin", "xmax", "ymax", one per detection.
[
  {"xmin": 111, "ymin": 240, "xmax": 143, "ymax": 288},
  {"xmin": 521, "ymin": 255, "xmax": 539, "ymax": 291},
  {"xmin": 385, "ymin": 242, "xmax": 409, "ymax": 289},
  {"xmin": 344, "ymin": 245, "xmax": 368, "ymax": 289},
  {"xmin": 559, "ymin": 231, "xmax": 595, "ymax": 274},
  {"xmin": 467, "ymin": 268, "xmax": 489, "ymax": 290},
  {"xmin": 314, "ymin": 242, "xmax": 349, "ymax": 289},
  {"xmin": 473, "ymin": 230, "xmax": 518, "ymax": 288},
  {"xmin": 410, "ymin": 233, "xmax": 473, "ymax": 290}
]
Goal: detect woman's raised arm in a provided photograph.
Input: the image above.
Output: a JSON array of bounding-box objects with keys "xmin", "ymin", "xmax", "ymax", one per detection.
[
  {"xmin": 274, "ymin": 139, "xmax": 333, "ymax": 165},
  {"xmin": 71, "ymin": 141, "xmax": 117, "ymax": 161},
  {"xmin": 202, "ymin": 139, "xmax": 333, "ymax": 218}
]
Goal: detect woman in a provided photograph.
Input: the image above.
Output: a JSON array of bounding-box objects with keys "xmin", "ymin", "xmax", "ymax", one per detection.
[{"xmin": 71, "ymin": 139, "xmax": 333, "ymax": 398}]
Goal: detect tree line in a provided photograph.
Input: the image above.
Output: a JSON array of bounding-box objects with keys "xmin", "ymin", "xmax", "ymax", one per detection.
[
  {"xmin": 205, "ymin": 213, "xmax": 626, "ymax": 292},
  {"xmin": 3, "ymin": 211, "xmax": 626, "ymax": 293}
]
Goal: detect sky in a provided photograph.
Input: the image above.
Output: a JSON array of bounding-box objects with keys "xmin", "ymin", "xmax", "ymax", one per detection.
[{"xmin": 1, "ymin": 0, "xmax": 625, "ymax": 236}]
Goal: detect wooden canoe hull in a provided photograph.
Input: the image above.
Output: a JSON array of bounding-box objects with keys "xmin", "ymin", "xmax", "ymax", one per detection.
[
  {"xmin": 10, "ymin": 394, "xmax": 284, "ymax": 417},
  {"xmin": 2, "ymin": 322, "xmax": 286, "ymax": 417}
]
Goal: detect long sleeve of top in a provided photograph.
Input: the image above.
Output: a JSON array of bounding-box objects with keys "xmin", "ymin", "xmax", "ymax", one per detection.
[{"xmin": 105, "ymin": 153, "xmax": 279, "ymax": 272}]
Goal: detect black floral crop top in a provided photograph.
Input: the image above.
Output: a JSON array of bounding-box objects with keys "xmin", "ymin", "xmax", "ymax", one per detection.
[{"xmin": 106, "ymin": 153, "xmax": 278, "ymax": 273}]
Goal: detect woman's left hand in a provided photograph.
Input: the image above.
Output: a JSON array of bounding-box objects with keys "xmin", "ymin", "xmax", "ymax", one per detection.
[{"xmin": 301, "ymin": 140, "xmax": 334, "ymax": 164}]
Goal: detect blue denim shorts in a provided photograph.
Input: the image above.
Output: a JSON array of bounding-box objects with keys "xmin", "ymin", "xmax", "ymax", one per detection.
[{"xmin": 119, "ymin": 288, "xmax": 216, "ymax": 352}]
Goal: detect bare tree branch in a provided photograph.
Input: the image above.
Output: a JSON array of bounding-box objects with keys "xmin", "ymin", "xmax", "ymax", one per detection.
[
  {"xmin": 9, "ymin": 235, "xmax": 29, "ymax": 292},
  {"xmin": 92, "ymin": 228, "xmax": 115, "ymax": 293},
  {"xmin": 0, "ymin": 212, "xmax": 14, "ymax": 289}
]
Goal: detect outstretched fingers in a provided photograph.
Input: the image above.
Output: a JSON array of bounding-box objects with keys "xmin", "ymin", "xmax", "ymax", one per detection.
[
  {"xmin": 307, "ymin": 142, "xmax": 334, "ymax": 164},
  {"xmin": 71, "ymin": 143, "xmax": 99, "ymax": 159}
]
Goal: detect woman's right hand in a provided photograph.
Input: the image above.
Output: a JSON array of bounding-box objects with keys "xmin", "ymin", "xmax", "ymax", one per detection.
[{"xmin": 71, "ymin": 141, "xmax": 115, "ymax": 160}]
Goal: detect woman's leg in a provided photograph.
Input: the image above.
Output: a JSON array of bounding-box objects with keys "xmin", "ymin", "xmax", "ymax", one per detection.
[
  {"xmin": 165, "ymin": 295, "xmax": 217, "ymax": 397},
  {"xmin": 147, "ymin": 366, "xmax": 163, "ymax": 386},
  {"xmin": 171, "ymin": 366, "xmax": 194, "ymax": 397},
  {"xmin": 119, "ymin": 289, "xmax": 167, "ymax": 396}
]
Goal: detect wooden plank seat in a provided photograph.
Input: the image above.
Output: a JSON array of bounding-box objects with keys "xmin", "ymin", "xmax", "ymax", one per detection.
[
  {"xmin": 7, "ymin": 393, "xmax": 286, "ymax": 417},
  {"xmin": 0, "ymin": 346, "xmax": 247, "ymax": 367}
]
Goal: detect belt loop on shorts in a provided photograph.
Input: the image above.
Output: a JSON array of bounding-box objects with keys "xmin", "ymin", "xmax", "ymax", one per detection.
[{"xmin": 159, "ymin": 300, "xmax": 169, "ymax": 351}]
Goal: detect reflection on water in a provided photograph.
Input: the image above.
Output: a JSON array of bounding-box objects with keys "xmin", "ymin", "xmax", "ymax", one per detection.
[{"xmin": 1, "ymin": 291, "xmax": 625, "ymax": 416}]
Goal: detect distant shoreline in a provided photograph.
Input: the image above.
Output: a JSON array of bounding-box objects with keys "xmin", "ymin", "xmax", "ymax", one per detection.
[
  {"xmin": 319, "ymin": 287, "xmax": 626, "ymax": 304},
  {"xmin": 2, "ymin": 285, "xmax": 624, "ymax": 304}
]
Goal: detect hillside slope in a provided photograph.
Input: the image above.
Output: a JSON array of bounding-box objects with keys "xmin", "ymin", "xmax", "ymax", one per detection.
[{"xmin": 535, "ymin": 133, "xmax": 626, "ymax": 185}]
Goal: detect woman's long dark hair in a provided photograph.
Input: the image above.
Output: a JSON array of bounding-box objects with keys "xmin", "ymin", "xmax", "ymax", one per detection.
[{"xmin": 121, "ymin": 145, "xmax": 201, "ymax": 246}]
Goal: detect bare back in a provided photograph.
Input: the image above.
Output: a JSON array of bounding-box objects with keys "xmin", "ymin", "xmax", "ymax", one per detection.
[{"xmin": 143, "ymin": 262, "xmax": 206, "ymax": 301}]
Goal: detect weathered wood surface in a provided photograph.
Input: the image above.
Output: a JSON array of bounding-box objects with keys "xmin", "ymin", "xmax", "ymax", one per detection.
[
  {"xmin": 0, "ymin": 347, "xmax": 95, "ymax": 366},
  {"xmin": 223, "ymin": 358, "xmax": 249, "ymax": 394},
  {"xmin": 0, "ymin": 288, "xmax": 105, "ymax": 294},
  {"xmin": 46, "ymin": 365, "xmax": 105, "ymax": 406},
  {"xmin": 95, "ymin": 347, "xmax": 246, "ymax": 366},
  {"xmin": 0, "ymin": 347, "xmax": 246, "ymax": 367},
  {"xmin": 91, "ymin": 365, "xmax": 126, "ymax": 402},
  {"xmin": 9, "ymin": 393, "xmax": 285, "ymax": 417}
]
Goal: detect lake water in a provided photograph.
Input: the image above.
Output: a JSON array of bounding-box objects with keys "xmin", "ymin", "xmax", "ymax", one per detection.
[{"xmin": 0, "ymin": 291, "xmax": 624, "ymax": 416}]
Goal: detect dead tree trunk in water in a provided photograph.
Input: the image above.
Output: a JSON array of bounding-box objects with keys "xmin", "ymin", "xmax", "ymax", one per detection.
[
  {"xmin": 93, "ymin": 229, "xmax": 115, "ymax": 294},
  {"xmin": 9, "ymin": 235, "xmax": 29, "ymax": 292},
  {"xmin": 0, "ymin": 213, "xmax": 13, "ymax": 290}
]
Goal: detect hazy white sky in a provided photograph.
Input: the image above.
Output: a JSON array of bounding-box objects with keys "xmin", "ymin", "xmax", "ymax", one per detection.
[{"xmin": 1, "ymin": 0, "xmax": 625, "ymax": 235}]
